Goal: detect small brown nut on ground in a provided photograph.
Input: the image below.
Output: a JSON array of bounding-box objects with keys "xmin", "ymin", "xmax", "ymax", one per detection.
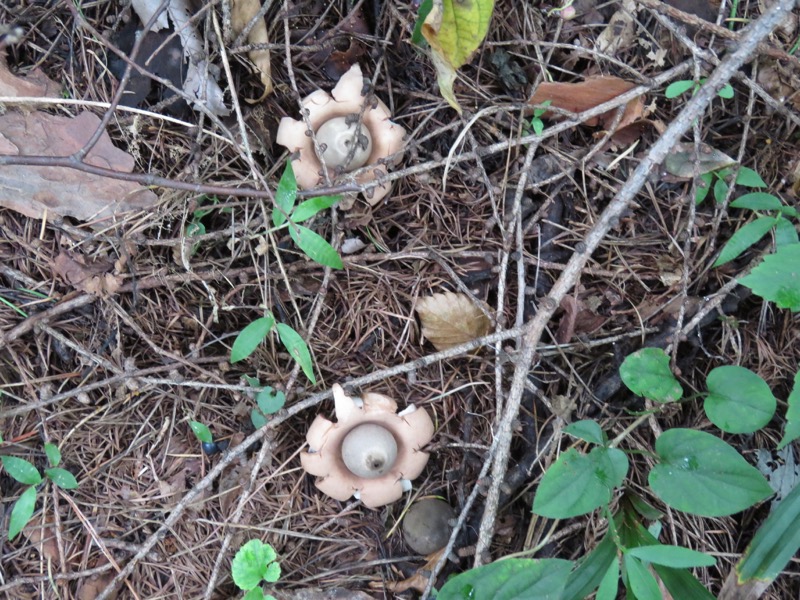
[{"xmin": 402, "ymin": 498, "xmax": 455, "ymax": 555}]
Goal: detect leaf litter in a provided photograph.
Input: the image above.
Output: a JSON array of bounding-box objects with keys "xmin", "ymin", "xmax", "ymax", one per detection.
[
  {"xmin": 416, "ymin": 291, "xmax": 492, "ymax": 351},
  {"xmin": 3, "ymin": 0, "xmax": 800, "ymax": 598}
]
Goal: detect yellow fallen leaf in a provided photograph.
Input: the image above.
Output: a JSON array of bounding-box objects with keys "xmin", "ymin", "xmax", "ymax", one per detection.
[
  {"xmin": 231, "ymin": 0, "xmax": 272, "ymax": 101},
  {"xmin": 416, "ymin": 291, "xmax": 491, "ymax": 351},
  {"xmin": 421, "ymin": 0, "xmax": 494, "ymax": 113}
]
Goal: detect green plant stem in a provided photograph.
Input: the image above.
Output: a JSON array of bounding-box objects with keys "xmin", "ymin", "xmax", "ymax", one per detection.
[{"xmin": 608, "ymin": 413, "xmax": 655, "ymax": 449}]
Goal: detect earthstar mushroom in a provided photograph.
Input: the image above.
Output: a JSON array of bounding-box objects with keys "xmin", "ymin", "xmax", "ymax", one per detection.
[
  {"xmin": 276, "ymin": 64, "xmax": 406, "ymax": 205},
  {"xmin": 300, "ymin": 384, "xmax": 434, "ymax": 508}
]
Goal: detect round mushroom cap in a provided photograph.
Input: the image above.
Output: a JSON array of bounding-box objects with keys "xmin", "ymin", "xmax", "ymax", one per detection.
[
  {"xmin": 402, "ymin": 499, "xmax": 456, "ymax": 555},
  {"xmin": 341, "ymin": 423, "xmax": 398, "ymax": 479},
  {"xmin": 315, "ymin": 116, "xmax": 373, "ymax": 171}
]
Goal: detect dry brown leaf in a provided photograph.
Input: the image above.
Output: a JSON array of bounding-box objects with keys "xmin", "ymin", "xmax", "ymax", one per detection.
[
  {"xmin": 53, "ymin": 251, "xmax": 122, "ymax": 296},
  {"xmin": 596, "ymin": 0, "xmax": 637, "ymax": 56},
  {"xmin": 0, "ymin": 110, "xmax": 158, "ymax": 224},
  {"xmin": 372, "ymin": 548, "xmax": 446, "ymax": 594},
  {"xmin": 416, "ymin": 292, "xmax": 491, "ymax": 351},
  {"xmin": 231, "ymin": 0, "xmax": 272, "ymax": 101},
  {"xmin": 530, "ymin": 76, "xmax": 645, "ymax": 135},
  {"xmin": 218, "ymin": 459, "xmax": 253, "ymax": 515},
  {"xmin": 76, "ymin": 555, "xmax": 120, "ymax": 600},
  {"xmin": 21, "ymin": 516, "xmax": 60, "ymax": 564},
  {"xmin": 662, "ymin": 142, "xmax": 736, "ymax": 180}
]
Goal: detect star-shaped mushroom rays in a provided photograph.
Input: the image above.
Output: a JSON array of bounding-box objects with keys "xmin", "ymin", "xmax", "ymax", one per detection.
[
  {"xmin": 300, "ymin": 384, "xmax": 435, "ymax": 508},
  {"xmin": 276, "ymin": 64, "xmax": 406, "ymax": 205}
]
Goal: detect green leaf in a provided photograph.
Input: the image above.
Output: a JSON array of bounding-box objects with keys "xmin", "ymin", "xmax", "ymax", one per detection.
[
  {"xmin": 263, "ymin": 562, "xmax": 281, "ymax": 583},
  {"xmin": 232, "ymin": 539, "xmax": 280, "ymax": 591},
  {"xmin": 619, "ymin": 348, "xmax": 682, "ymax": 403},
  {"xmin": 561, "ymin": 531, "xmax": 617, "ymax": 600},
  {"xmin": 272, "ymin": 161, "xmax": 297, "ymax": 228},
  {"xmin": 290, "ymin": 195, "xmax": 340, "ymax": 223},
  {"xmin": 564, "ymin": 420, "xmax": 606, "ymax": 445},
  {"xmin": 421, "ymin": 0, "xmax": 495, "ymax": 113},
  {"xmin": 256, "ymin": 386, "xmax": 286, "ymax": 415},
  {"xmin": 189, "ymin": 421, "xmax": 213, "ymax": 444},
  {"xmin": 736, "ymin": 477, "xmax": 800, "ymax": 583},
  {"xmin": 533, "ymin": 447, "xmax": 628, "ymax": 518},
  {"xmin": 713, "ymin": 176, "xmax": 729, "ymax": 204},
  {"xmin": 411, "ymin": 0, "xmax": 434, "ymax": 46},
  {"xmin": 532, "ymin": 118, "xmax": 544, "ymax": 135},
  {"xmin": 704, "ymin": 366, "xmax": 776, "ymax": 433},
  {"xmin": 276, "ymin": 323, "xmax": 316, "ymax": 384},
  {"xmin": 242, "ymin": 589, "xmax": 265, "ymax": 600},
  {"xmin": 623, "ymin": 554, "xmax": 662, "ymax": 600},
  {"xmin": 45, "ymin": 467, "xmax": 79, "ymax": 490},
  {"xmin": 44, "ymin": 442, "xmax": 61, "ymax": 468},
  {"xmin": 739, "ymin": 243, "xmax": 800, "ymax": 311},
  {"xmin": 289, "ymin": 224, "xmax": 343, "ymax": 269},
  {"xmin": 665, "ymin": 80, "xmax": 695, "ymax": 98},
  {"xmin": 231, "ymin": 315, "xmax": 276, "ymax": 363},
  {"xmin": 616, "ymin": 509, "xmax": 715, "ymax": 600},
  {"xmin": 1, "ymin": 456, "xmax": 42, "ymax": 485},
  {"xmin": 250, "ymin": 408, "xmax": 268, "ymax": 430},
  {"xmin": 731, "ymin": 192, "xmax": 782, "ymax": 211},
  {"xmin": 735, "ymin": 167, "xmax": 767, "ymax": 188},
  {"xmin": 713, "ymin": 216, "xmax": 777, "ymax": 267},
  {"xmin": 8, "ymin": 486, "xmax": 37, "ymax": 540},
  {"xmin": 649, "ymin": 429, "xmax": 772, "ymax": 517},
  {"xmin": 775, "ymin": 217, "xmax": 799, "ymax": 247},
  {"xmin": 779, "ymin": 204, "xmax": 799, "ymax": 218},
  {"xmin": 695, "ymin": 173, "xmax": 713, "ymax": 204},
  {"xmin": 778, "ymin": 370, "xmax": 800, "ymax": 450},
  {"xmin": 717, "ymin": 83, "xmax": 735, "ymax": 99},
  {"xmin": 627, "ymin": 545, "xmax": 716, "ymax": 568},
  {"xmin": 595, "ymin": 557, "xmax": 619, "ymax": 600},
  {"xmin": 437, "ymin": 558, "xmax": 573, "ymax": 600}
]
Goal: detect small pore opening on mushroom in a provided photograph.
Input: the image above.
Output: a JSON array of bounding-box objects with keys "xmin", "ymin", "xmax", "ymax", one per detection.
[
  {"xmin": 315, "ymin": 115, "xmax": 372, "ymax": 172},
  {"xmin": 341, "ymin": 423, "xmax": 398, "ymax": 479}
]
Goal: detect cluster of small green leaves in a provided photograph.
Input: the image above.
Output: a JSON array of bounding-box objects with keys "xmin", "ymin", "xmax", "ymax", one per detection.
[
  {"xmin": 435, "ymin": 348, "xmax": 800, "ymax": 599},
  {"xmin": 183, "ymin": 195, "xmax": 230, "ymax": 256},
  {"xmin": 0, "ymin": 441, "xmax": 79, "ymax": 540},
  {"xmin": 695, "ymin": 164, "xmax": 765, "ymax": 205},
  {"xmin": 665, "ymin": 78, "xmax": 734, "ymax": 101},
  {"xmin": 244, "ymin": 382, "xmax": 286, "ymax": 429},
  {"xmin": 229, "ymin": 161, "xmax": 344, "ymax": 386},
  {"xmin": 713, "ymin": 186, "xmax": 800, "ymax": 311},
  {"xmin": 529, "ymin": 100, "xmax": 552, "ymax": 135},
  {"xmin": 232, "ymin": 539, "xmax": 281, "ymax": 600},
  {"xmin": 272, "ymin": 161, "xmax": 342, "ymax": 270}
]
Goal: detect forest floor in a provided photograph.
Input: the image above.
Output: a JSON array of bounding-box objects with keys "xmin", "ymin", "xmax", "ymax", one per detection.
[{"xmin": 1, "ymin": 0, "xmax": 799, "ymax": 598}]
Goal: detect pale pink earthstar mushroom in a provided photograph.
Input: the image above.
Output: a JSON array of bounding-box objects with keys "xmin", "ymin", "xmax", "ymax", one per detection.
[
  {"xmin": 300, "ymin": 384, "xmax": 435, "ymax": 508},
  {"xmin": 275, "ymin": 64, "xmax": 407, "ymax": 206}
]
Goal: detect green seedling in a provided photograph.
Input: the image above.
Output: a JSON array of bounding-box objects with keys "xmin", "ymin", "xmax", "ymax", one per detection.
[
  {"xmin": 529, "ymin": 100, "xmax": 552, "ymax": 135},
  {"xmin": 1, "ymin": 442, "xmax": 79, "ymax": 540},
  {"xmin": 228, "ymin": 161, "xmax": 344, "ymax": 385},
  {"xmin": 183, "ymin": 196, "xmax": 229, "ymax": 256},
  {"xmin": 440, "ymin": 347, "xmax": 800, "ymax": 598},
  {"xmin": 232, "ymin": 539, "xmax": 281, "ymax": 600},
  {"xmin": 230, "ymin": 313, "xmax": 316, "ymax": 384},
  {"xmin": 666, "ymin": 78, "xmax": 734, "ymax": 100},
  {"xmin": 189, "ymin": 420, "xmax": 229, "ymax": 455},
  {"xmin": 712, "ymin": 191, "xmax": 799, "ymax": 267},
  {"xmin": 243, "ymin": 379, "xmax": 286, "ymax": 429},
  {"xmin": 695, "ymin": 165, "xmax": 766, "ymax": 205}
]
